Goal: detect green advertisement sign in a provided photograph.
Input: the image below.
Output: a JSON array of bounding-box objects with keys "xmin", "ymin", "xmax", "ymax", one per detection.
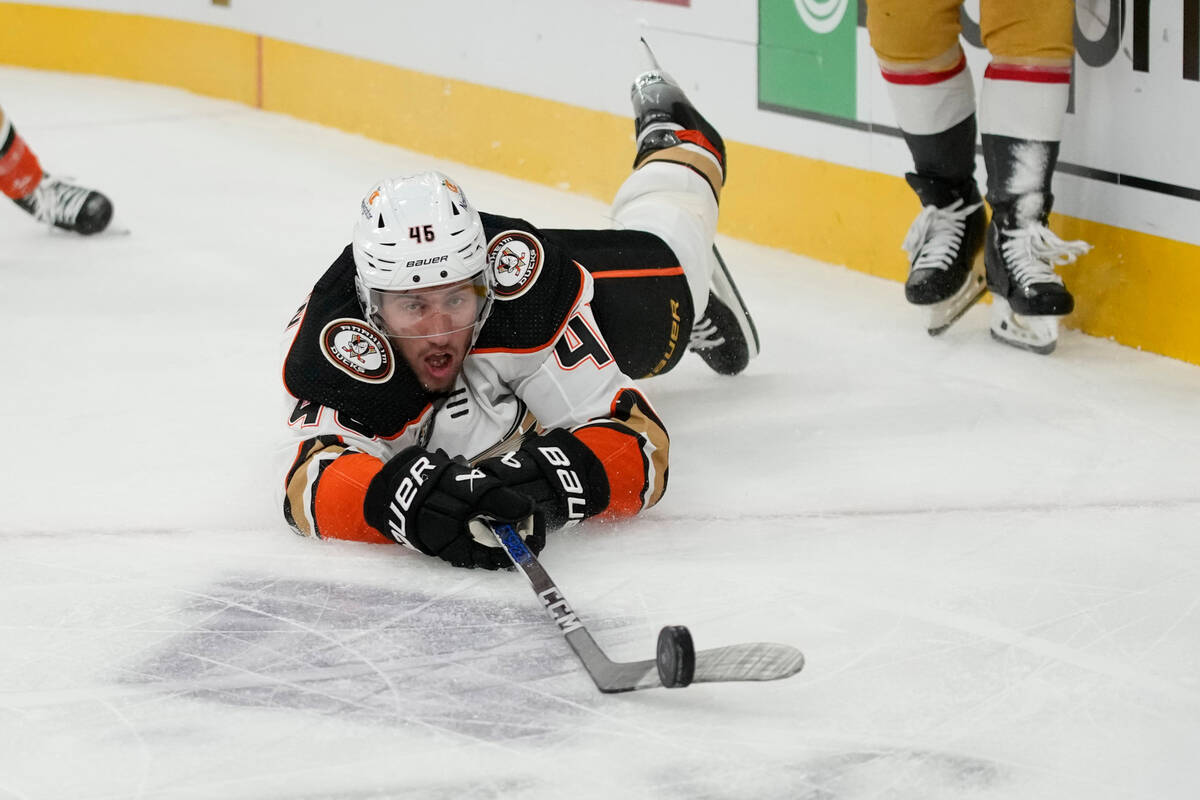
[{"xmin": 759, "ymin": 0, "xmax": 858, "ymax": 120}]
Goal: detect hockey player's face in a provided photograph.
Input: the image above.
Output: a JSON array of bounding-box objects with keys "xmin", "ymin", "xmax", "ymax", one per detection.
[
  {"xmin": 377, "ymin": 281, "xmax": 482, "ymax": 392},
  {"xmin": 394, "ymin": 325, "xmax": 471, "ymax": 392}
]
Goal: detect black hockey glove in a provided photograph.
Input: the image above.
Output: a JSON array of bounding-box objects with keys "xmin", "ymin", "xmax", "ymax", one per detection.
[
  {"xmin": 478, "ymin": 428, "xmax": 610, "ymax": 531},
  {"xmin": 363, "ymin": 447, "xmax": 545, "ymax": 570}
]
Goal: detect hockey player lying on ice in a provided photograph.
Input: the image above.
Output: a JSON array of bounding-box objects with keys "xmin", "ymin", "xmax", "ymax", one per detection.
[{"xmin": 280, "ymin": 57, "xmax": 759, "ymax": 569}]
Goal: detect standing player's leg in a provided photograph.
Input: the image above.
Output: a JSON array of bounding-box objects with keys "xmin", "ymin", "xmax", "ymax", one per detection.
[
  {"xmin": 979, "ymin": 0, "xmax": 1090, "ymax": 354},
  {"xmin": 867, "ymin": 0, "xmax": 987, "ymax": 334}
]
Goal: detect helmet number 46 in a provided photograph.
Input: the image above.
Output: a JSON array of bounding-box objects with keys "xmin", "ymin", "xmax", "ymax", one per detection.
[{"xmin": 409, "ymin": 224, "xmax": 436, "ymax": 243}]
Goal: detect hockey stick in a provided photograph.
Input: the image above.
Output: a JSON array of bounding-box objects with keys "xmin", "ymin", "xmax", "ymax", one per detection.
[{"xmin": 490, "ymin": 522, "xmax": 805, "ymax": 693}]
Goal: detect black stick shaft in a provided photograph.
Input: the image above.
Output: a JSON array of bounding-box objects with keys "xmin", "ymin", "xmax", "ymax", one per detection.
[
  {"xmin": 490, "ymin": 522, "xmax": 660, "ymax": 692},
  {"xmin": 490, "ymin": 522, "xmax": 804, "ymax": 692}
]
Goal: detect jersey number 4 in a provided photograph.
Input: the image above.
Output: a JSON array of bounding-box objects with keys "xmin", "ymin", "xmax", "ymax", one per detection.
[{"xmin": 554, "ymin": 315, "xmax": 614, "ymax": 370}]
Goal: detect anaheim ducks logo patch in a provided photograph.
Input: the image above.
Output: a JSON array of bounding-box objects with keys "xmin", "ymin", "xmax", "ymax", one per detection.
[
  {"xmin": 320, "ymin": 319, "xmax": 394, "ymax": 383},
  {"xmin": 488, "ymin": 230, "xmax": 543, "ymax": 300}
]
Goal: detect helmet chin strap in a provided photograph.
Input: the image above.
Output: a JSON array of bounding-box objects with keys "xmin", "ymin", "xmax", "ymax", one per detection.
[
  {"xmin": 470, "ymin": 291, "xmax": 494, "ymax": 348},
  {"xmin": 353, "ymin": 274, "xmax": 384, "ymax": 330}
]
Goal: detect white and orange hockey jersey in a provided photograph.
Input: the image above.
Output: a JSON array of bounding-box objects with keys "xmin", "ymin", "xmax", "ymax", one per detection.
[{"xmin": 280, "ymin": 213, "xmax": 692, "ymax": 544}]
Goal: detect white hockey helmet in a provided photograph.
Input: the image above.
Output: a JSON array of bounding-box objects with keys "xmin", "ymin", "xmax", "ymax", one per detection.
[{"xmin": 353, "ymin": 171, "xmax": 492, "ymax": 340}]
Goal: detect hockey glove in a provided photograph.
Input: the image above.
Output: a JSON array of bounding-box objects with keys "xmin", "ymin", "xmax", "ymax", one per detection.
[
  {"xmin": 363, "ymin": 446, "xmax": 545, "ymax": 570},
  {"xmin": 478, "ymin": 428, "xmax": 609, "ymax": 531}
]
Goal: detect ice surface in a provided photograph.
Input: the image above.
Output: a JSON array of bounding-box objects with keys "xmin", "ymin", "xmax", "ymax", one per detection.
[{"xmin": 1, "ymin": 66, "xmax": 1199, "ymax": 799}]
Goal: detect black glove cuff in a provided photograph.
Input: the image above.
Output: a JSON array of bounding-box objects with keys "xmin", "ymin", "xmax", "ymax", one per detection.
[{"xmin": 484, "ymin": 428, "xmax": 610, "ymax": 529}]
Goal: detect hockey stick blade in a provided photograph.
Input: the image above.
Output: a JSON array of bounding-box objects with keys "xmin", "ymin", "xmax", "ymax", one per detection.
[{"xmin": 490, "ymin": 522, "xmax": 805, "ymax": 693}]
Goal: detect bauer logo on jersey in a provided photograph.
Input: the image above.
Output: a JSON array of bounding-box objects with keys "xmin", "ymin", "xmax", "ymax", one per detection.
[
  {"xmin": 487, "ymin": 230, "xmax": 544, "ymax": 300},
  {"xmin": 319, "ymin": 319, "xmax": 395, "ymax": 383}
]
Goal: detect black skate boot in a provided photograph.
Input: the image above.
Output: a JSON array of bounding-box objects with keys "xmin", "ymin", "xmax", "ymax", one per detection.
[
  {"xmin": 687, "ymin": 245, "xmax": 761, "ymax": 376},
  {"xmin": 630, "ymin": 39, "xmax": 726, "ymax": 200},
  {"xmin": 901, "ymin": 173, "xmax": 987, "ymax": 335},
  {"xmin": 982, "ymin": 135, "xmax": 1090, "ymax": 354},
  {"xmin": 985, "ymin": 193, "xmax": 1090, "ymax": 354},
  {"xmin": 14, "ymin": 173, "xmax": 113, "ymax": 235},
  {"xmin": 689, "ymin": 292, "xmax": 747, "ymax": 376}
]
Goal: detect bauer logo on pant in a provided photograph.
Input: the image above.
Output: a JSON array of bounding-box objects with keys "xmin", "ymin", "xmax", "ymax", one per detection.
[
  {"xmin": 319, "ymin": 319, "xmax": 394, "ymax": 383},
  {"xmin": 488, "ymin": 230, "xmax": 544, "ymax": 300}
]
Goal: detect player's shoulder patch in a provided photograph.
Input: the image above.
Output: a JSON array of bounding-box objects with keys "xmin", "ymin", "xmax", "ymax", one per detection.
[
  {"xmin": 282, "ymin": 245, "xmax": 433, "ymax": 436},
  {"xmin": 488, "ymin": 229, "xmax": 544, "ymax": 301},
  {"xmin": 320, "ymin": 318, "xmax": 395, "ymax": 383},
  {"xmin": 476, "ymin": 213, "xmax": 585, "ymax": 353}
]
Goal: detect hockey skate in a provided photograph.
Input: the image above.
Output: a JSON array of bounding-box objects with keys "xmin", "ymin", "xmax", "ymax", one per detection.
[
  {"xmin": 687, "ymin": 246, "xmax": 761, "ymax": 375},
  {"xmin": 631, "ymin": 41, "xmax": 758, "ymax": 375},
  {"xmin": 900, "ymin": 174, "xmax": 987, "ymax": 335},
  {"xmin": 630, "ymin": 39, "xmax": 725, "ymax": 199},
  {"xmin": 14, "ymin": 173, "xmax": 113, "ymax": 235},
  {"xmin": 985, "ymin": 198, "xmax": 1090, "ymax": 355}
]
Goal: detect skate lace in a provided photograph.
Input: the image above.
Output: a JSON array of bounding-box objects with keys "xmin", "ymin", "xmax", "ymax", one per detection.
[
  {"xmin": 999, "ymin": 223, "xmax": 1092, "ymax": 288},
  {"xmin": 27, "ymin": 177, "xmax": 91, "ymax": 227},
  {"xmin": 902, "ymin": 199, "xmax": 982, "ymax": 272},
  {"xmin": 688, "ymin": 315, "xmax": 724, "ymax": 350}
]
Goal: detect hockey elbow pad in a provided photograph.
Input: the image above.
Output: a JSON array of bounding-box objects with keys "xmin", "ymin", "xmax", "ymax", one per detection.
[{"xmin": 479, "ymin": 428, "xmax": 610, "ymax": 530}]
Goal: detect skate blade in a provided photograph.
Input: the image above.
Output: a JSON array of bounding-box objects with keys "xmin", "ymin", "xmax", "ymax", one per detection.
[
  {"xmin": 989, "ymin": 296, "xmax": 1060, "ymax": 355},
  {"xmin": 710, "ymin": 244, "xmax": 760, "ymax": 358},
  {"xmin": 635, "ymin": 38, "xmax": 679, "ymax": 90},
  {"xmin": 44, "ymin": 221, "xmax": 131, "ymax": 237},
  {"xmin": 639, "ymin": 37, "xmax": 663, "ymax": 71},
  {"xmin": 926, "ymin": 264, "xmax": 986, "ymax": 336},
  {"xmin": 99, "ymin": 221, "xmax": 132, "ymax": 236}
]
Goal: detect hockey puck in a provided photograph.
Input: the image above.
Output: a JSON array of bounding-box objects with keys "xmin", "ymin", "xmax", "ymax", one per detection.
[{"xmin": 656, "ymin": 625, "xmax": 695, "ymax": 688}]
